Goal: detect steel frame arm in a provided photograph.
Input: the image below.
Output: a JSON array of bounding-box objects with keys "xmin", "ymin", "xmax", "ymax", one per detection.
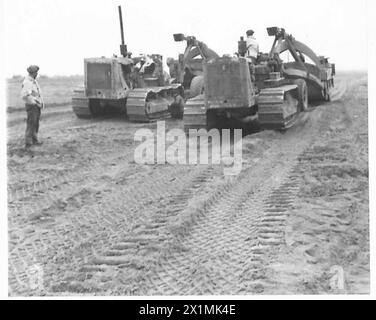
[
  {"xmin": 178, "ymin": 36, "xmax": 219, "ymax": 83},
  {"xmin": 269, "ymin": 28, "xmax": 322, "ymax": 68},
  {"xmin": 182, "ymin": 38, "xmax": 219, "ymax": 63}
]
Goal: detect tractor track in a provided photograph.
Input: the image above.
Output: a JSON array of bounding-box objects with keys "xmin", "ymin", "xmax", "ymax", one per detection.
[
  {"xmin": 137, "ymin": 152, "xmax": 304, "ymax": 295},
  {"xmin": 50, "ymin": 165, "xmax": 219, "ymax": 294},
  {"xmin": 8, "ymin": 161, "xmax": 218, "ymax": 295},
  {"xmin": 46, "ymin": 113, "xmax": 319, "ymax": 295}
]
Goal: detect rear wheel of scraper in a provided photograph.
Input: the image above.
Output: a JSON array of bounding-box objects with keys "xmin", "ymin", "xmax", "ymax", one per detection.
[
  {"xmin": 293, "ymin": 79, "xmax": 308, "ymax": 112},
  {"xmin": 189, "ymin": 75, "xmax": 204, "ymax": 98}
]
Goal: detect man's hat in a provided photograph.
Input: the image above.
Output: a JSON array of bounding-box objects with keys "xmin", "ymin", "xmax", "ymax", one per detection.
[
  {"xmin": 27, "ymin": 65, "xmax": 39, "ymax": 74},
  {"xmin": 246, "ymin": 30, "xmax": 254, "ymax": 36}
]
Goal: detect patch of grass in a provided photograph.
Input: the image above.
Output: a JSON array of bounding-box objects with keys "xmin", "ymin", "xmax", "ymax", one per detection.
[{"xmin": 6, "ymin": 75, "xmax": 84, "ymax": 109}]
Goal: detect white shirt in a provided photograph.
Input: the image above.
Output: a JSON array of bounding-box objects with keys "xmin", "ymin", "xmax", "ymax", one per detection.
[
  {"xmin": 21, "ymin": 75, "xmax": 44, "ymax": 108},
  {"xmin": 246, "ymin": 36, "xmax": 259, "ymax": 59},
  {"xmin": 135, "ymin": 56, "xmax": 155, "ymax": 74}
]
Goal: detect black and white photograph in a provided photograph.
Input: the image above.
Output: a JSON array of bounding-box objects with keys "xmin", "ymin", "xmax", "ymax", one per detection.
[{"xmin": 1, "ymin": 0, "xmax": 374, "ymax": 298}]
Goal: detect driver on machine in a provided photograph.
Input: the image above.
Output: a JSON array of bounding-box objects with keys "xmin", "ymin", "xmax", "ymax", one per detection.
[
  {"xmin": 135, "ymin": 55, "xmax": 155, "ymax": 74},
  {"xmin": 246, "ymin": 29, "xmax": 259, "ymax": 64}
]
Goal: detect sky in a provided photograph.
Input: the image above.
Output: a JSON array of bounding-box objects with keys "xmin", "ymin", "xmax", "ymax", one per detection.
[{"xmin": 2, "ymin": 0, "xmax": 369, "ymax": 76}]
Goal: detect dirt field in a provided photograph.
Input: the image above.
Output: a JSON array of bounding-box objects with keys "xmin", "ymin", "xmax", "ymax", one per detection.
[{"xmin": 7, "ymin": 72, "xmax": 369, "ymax": 296}]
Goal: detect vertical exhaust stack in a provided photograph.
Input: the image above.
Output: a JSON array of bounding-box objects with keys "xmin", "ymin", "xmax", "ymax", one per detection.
[
  {"xmin": 118, "ymin": 5, "xmax": 127, "ymax": 57},
  {"xmin": 238, "ymin": 36, "xmax": 247, "ymax": 57}
]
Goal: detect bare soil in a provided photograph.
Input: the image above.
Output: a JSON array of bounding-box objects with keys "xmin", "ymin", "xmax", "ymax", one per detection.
[{"xmin": 7, "ymin": 72, "xmax": 369, "ymax": 296}]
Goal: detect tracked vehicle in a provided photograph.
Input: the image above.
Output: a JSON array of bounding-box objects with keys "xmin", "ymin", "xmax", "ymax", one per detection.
[
  {"xmin": 175, "ymin": 27, "xmax": 335, "ymax": 131},
  {"xmin": 72, "ymin": 6, "xmax": 184, "ymax": 122}
]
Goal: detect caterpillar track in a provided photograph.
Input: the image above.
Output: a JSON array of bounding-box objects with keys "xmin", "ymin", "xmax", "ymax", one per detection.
[
  {"xmin": 126, "ymin": 85, "xmax": 183, "ymax": 122},
  {"xmin": 257, "ymin": 84, "xmax": 299, "ymax": 130},
  {"xmin": 72, "ymin": 89, "xmax": 92, "ymax": 119},
  {"xmin": 183, "ymin": 85, "xmax": 299, "ymax": 132},
  {"xmin": 183, "ymin": 94, "xmax": 206, "ymax": 132},
  {"xmin": 72, "ymin": 85, "xmax": 184, "ymax": 122}
]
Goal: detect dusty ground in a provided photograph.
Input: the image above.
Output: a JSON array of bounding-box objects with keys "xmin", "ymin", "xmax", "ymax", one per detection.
[{"xmin": 7, "ymin": 72, "xmax": 369, "ymax": 296}]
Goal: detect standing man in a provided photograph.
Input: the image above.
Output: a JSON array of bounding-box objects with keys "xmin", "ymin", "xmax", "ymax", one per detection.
[
  {"xmin": 246, "ymin": 30, "xmax": 259, "ymax": 64},
  {"xmin": 21, "ymin": 65, "xmax": 44, "ymax": 148},
  {"xmin": 166, "ymin": 57, "xmax": 177, "ymax": 82}
]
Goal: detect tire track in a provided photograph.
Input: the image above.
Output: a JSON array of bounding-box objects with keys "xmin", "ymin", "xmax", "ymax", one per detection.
[
  {"xmin": 50, "ymin": 165, "xmax": 218, "ymax": 294},
  {"xmin": 140, "ymin": 162, "xmax": 303, "ymax": 295},
  {"xmin": 330, "ymin": 79, "xmax": 348, "ymax": 101},
  {"xmin": 8, "ymin": 162, "xmax": 218, "ymax": 295},
  {"xmin": 132, "ymin": 117, "xmax": 323, "ymax": 295}
]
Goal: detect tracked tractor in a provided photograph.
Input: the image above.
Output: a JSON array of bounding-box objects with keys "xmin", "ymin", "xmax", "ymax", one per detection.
[
  {"xmin": 72, "ymin": 6, "xmax": 184, "ymax": 122},
  {"xmin": 175, "ymin": 27, "xmax": 335, "ymax": 131}
]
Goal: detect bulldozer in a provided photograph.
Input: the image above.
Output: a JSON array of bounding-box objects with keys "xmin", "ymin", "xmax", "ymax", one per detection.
[
  {"xmin": 72, "ymin": 6, "xmax": 185, "ymax": 122},
  {"xmin": 174, "ymin": 27, "xmax": 335, "ymax": 131}
]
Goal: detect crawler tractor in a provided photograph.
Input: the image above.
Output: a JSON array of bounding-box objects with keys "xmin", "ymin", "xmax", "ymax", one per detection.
[
  {"xmin": 175, "ymin": 27, "xmax": 335, "ymax": 131},
  {"xmin": 72, "ymin": 6, "xmax": 184, "ymax": 122}
]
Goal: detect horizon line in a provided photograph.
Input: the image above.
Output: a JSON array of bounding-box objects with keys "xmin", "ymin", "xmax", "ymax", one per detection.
[{"xmin": 4, "ymin": 69, "xmax": 369, "ymax": 80}]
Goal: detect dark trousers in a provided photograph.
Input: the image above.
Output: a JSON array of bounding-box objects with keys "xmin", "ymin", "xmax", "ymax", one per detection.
[{"xmin": 25, "ymin": 104, "xmax": 41, "ymax": 146}]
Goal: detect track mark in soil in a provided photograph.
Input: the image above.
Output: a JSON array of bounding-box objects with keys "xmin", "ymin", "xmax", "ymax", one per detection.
[
  {"xmin": 52, "ymin": 166, "xmax": 217, "ymax": 294},
  {"xmin": 136, "ymin": 157, "xmax": 305, "ymax": 295}
]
